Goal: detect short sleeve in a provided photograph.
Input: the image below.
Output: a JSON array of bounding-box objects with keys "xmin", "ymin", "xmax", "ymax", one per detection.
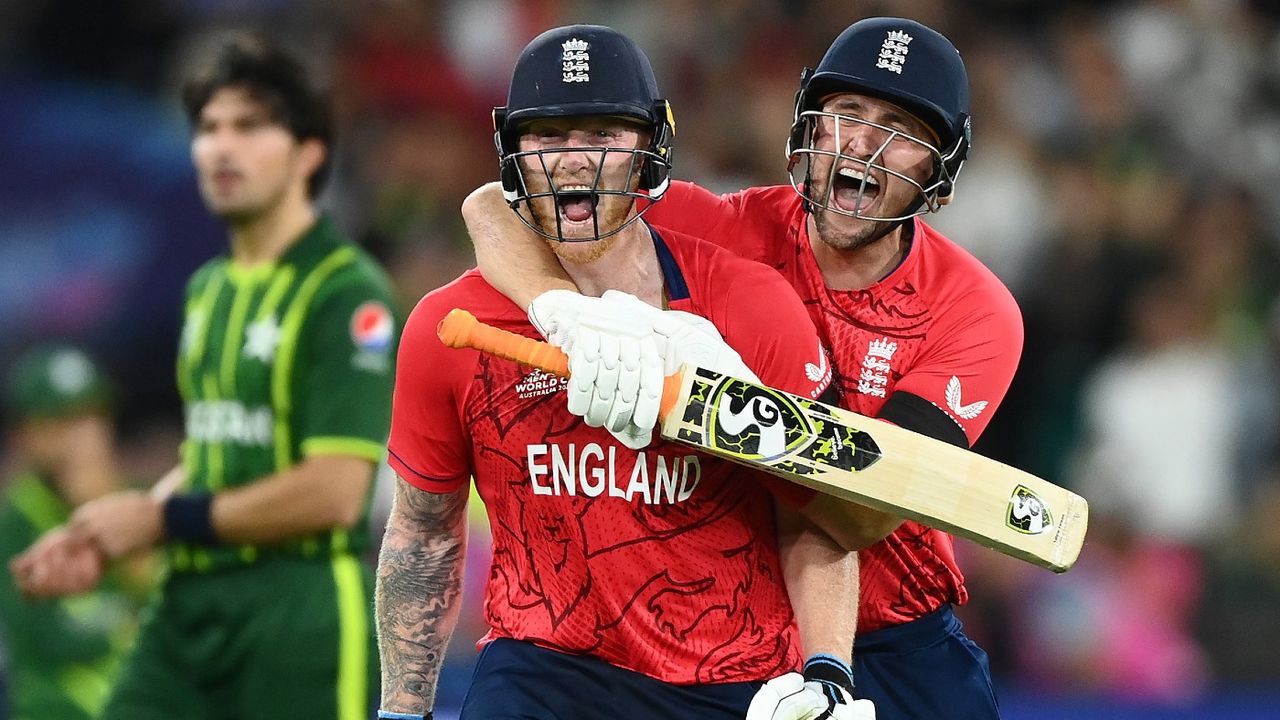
[
  {"xmin": 889, "ymin": 286, "xmax": 1024, "ymax": 445},
  {"xmin": 386, "ymin": 295, "xmax": 476, "ymax": 493},
  {"xmin": 294, "ymin": 265, "xmax": 399, "ymax": 463}
]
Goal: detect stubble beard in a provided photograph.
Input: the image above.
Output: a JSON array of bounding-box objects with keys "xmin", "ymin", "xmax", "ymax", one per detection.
[
  {"xmin": 526, "ymin": 173, "xmax": 641, "ymax": 263},
  {"xmin": 812, "ymin": 204, "xmax": 895, "ymax": 252}
]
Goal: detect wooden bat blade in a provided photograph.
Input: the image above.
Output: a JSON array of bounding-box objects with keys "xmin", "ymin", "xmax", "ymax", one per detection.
[
  {"xmin": 437, "ymin": 308, "xmax": 1088, "ymax": 572},
  {"xmin": 661, "ymin": 366, "xmax": 1088, "ymax": 573}
]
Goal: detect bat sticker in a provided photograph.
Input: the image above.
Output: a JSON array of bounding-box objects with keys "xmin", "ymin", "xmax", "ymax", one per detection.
[
  {"xmin": 682, "ymin": 370, "xmax": 881, "ymax": 473},
  {"xmin": 1007, "ymin": 485, "xmax": 1053, "ymax": 535}
]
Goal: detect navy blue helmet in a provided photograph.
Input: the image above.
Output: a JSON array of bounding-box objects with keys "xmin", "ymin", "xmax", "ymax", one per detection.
[
  {"xmin": 493, "ymin": 25, "xmax": 675, "ymax": 241},
  {"xmin": 788, "ymin": 17, "xmax": 971, "ymax": 221}
]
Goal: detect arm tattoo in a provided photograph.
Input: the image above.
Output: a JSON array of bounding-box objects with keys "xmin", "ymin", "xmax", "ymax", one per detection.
[{"xmin": 375, "ymin": 477, "xmax": 469, "ymax": 713}]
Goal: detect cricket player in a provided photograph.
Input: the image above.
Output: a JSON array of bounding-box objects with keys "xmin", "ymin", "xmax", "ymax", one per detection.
[
  {"xmin": 464, "ymin": 17, "xmax": 1021, "ymax": 720},
  {"xmin": 0, "ymin": 346, "xmax": 152, "ymax": 720},
  {"xmin": 11, "ymin": 36, "xmax": 396, "ymax": 719},
  {"xmin": 377, "ymin": 24, "xmax": 875, "ymax": 720}
]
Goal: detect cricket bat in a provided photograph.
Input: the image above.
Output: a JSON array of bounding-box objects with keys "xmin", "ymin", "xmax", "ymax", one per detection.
[{"xmin": 437, "ymin": 308, "xmax": 1087, "ymax": 572}]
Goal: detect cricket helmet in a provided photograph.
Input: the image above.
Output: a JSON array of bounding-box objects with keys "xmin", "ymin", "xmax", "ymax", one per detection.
[
  {"xmin": 787, "ymin": 17, "xmax": 971, "ymax": 220},
  {"xmin": 493, "ymin": 24, "xmax": 675, "ymax": 241}
]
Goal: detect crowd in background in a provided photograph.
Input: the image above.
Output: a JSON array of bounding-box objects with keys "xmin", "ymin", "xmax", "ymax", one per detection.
[{"xmin": 1, "ymin": 0, "xmax": 1279, "ymax": 712}]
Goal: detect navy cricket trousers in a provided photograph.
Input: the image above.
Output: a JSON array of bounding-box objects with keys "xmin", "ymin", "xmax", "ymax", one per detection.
[
  {"xmin": 854, "ymin": 604, "xmax": 1001, "ymax": 720},
  {"xmin": 459, "ymin": 638, "xmax": 762, "ymax": 719}
]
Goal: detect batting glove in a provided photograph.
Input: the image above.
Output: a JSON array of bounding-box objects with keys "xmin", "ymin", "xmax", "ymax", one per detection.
[
  {"xmin": 527, "ymin": 289, "xmax": 761, "ymax": 449},
  {"xmin": 746, "ymin": 655, "xmax": 875, "ymax": 720},
  {"xmin": 529, "ymin": 290, "xmax": 665, "ymax": 449}
]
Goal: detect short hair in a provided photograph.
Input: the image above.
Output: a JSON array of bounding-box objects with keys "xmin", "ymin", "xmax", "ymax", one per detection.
[{"xmin": 182, "ymin": 34, "xmax": 333, "ymax": 198}]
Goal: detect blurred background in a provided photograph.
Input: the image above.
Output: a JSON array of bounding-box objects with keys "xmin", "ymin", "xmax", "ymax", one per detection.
[{"xmin": 1, "ymin": 0, "xmax": 1279, "ymax": 718}]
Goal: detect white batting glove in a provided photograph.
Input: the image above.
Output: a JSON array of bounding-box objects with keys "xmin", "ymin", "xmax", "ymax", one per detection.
[
  {"xmin": 600, "ymin": 290, "xmax": 760, "ymax": 383},
  {"xmin": 565, "ymin": 322, "xmax": 663, "ymax": 449},
  {"xmin": 528, "ymin": 290, "xmax": 665, "ymax": 450},
  {"xmin": 528, "ymin": 289, "xmax": 596, "ymax": 348},
  {"xmin": 526, "ymin": 289, "xmax": 762, "ymax": 449},
  {"xmin": 746, "ymin": 656, "xmax": 875, "ymax": 720}
]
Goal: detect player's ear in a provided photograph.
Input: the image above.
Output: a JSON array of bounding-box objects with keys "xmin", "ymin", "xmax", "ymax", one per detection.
[{"xmin": 297, "ymin": 137, "xmax": 326, "ymax": 185}]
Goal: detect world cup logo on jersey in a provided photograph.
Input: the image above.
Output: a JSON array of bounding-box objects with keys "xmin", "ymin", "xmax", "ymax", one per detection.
[{"xmin": 707, "ymin": 379, "xmax": 811, "ymax": 462}]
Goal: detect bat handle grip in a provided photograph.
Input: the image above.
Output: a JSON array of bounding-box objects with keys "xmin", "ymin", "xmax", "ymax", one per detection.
[{"xmin": 436, "ymin": 308, "xmax": 683, "ymax": 420}]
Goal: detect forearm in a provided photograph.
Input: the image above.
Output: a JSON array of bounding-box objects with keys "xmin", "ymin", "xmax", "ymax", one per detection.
[
  {"xmin": 463, "ymin": 181, "xmax": 576, "ymax": 310},
  {"xmin": 208, "ymin": 455, "xmax": 373, "ymax": 544},
  {"xmin": 802, "ymin": 493, "xmax": 904, "ymax": 551},
  {"xmin": 376, "ymin": 479, "xmax": 468, "ymax": 714},
  {"xmin": 776, "ymin": 507, "xmax": 858, "ymax": 663}
]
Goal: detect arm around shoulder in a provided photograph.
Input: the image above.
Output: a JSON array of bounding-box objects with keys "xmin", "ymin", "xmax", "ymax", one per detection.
[{"xmin": 462, "ymin": 181, "xmax": 576, "ymax": 310}]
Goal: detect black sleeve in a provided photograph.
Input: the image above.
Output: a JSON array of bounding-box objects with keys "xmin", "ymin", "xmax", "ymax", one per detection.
[
  {"xmin": 877, "ymin": 390, "xmax": 969, "ymax": 449},
  {"xmin": 816, "ymin": 382, "xmax": 841, "ymax": 406}
]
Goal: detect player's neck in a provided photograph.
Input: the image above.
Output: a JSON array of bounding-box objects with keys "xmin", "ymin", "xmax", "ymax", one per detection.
[
  {"xmin": 807, "ymin": 215, "xmax": 910, "ymax": 291},
  {"xmin": 559, "ymin": 222, "xmax": 664, "ymax": 307},
  {"xmin": 226, "ymin": 194, "xmax": 317, "ymax": 269}
]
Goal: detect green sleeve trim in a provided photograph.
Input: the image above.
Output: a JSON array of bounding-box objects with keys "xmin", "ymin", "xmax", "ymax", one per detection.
[
  {"xmin": 271, "ymin": 246, "xmax": 359, "ymax": 471},
  {"xmin": 301, "ymin": 437, "xmax": 386, "ymax": 462}
]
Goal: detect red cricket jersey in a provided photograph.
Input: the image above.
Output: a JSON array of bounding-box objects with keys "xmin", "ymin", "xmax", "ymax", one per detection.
[
  {"xmin": 388, "ymin": 226, "xmax": 832, "ymax": 684},
  {"xmin": 646, "ymin": 182, "xmax": 1024, "ymax": 633}
]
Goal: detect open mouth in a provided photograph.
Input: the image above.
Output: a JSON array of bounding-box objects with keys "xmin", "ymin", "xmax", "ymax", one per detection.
[
  {"xmin": 556, "ymin": 186, "xmax": 599, "ymax": 223},
  {"xmin": 831, "ymin": 166, "xmax": 880, "ymax": 214}
]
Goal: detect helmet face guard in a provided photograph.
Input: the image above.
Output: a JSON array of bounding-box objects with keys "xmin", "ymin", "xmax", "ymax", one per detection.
[
  {"xmin": 787, "ymin": 108, "xmax": 965, "ymax": 222},
  {"xmin": 493, "ymin": 25, "xmax": 675, "ymax": 243},
  {"xmin": 499, "ymin": 143, "xmax": 671, "ymax": 242}
]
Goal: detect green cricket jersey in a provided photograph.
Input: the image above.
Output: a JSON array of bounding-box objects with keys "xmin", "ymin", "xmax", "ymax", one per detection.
[
  {"xmin": 0, "ymin": 474, "xmax": 141, "ymax": 720},
  {"xmin": 173, "ymin": 215, "xmax": 397, "ymax": 572}
]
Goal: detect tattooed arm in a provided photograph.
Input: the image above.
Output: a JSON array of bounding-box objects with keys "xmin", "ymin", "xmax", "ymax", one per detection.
[{"xmin": 375, "ymin": 476, "xmax": 470, "ymax": 715}]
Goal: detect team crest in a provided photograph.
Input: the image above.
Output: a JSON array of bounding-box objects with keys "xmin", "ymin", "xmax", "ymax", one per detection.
[
  {"xmin": 875, "ymin": 29, "xmax": 913, "ymax": 74},
  {"xmin": 350, "ymin": 301, "xmax": 393, "ymax": 353},
  {"xmin": 1007, "ymin": 485, "xmax": 1053, "ymax": 535},
  {"xmin": 561, "ymin": 38, "xmax": 590, "ymax": 83}
]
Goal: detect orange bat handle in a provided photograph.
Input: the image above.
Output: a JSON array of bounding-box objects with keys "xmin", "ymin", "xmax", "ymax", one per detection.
[{"xmin": 437, "ymin": 308, "xmax": 683, "ymax": 420}]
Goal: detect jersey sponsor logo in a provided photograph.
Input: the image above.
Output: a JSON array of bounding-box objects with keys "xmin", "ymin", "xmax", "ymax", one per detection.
[
  {"xmin": 1007, "ymin": 484, "xmax": 1053, "ymax": 535},
  {"xmin": 516, "ymin": 368, "xmax": 568, "ymax": 399},
  {"xmin": 242, "ymin": 315, "xmax": 282, "ymax": 363},
  {"xmin": 351, "ymin": 301, "xmax": 393, "ymax": 372},
  {"xmin": 351, "ymin": 301, "xmax": 393, "ymax": 353},
  {"xmin": 804, "ymin": 341, "xmax": 832, "ymax": 394},
  {"xmin": 875, "ymin": 29, "xmax": 913, "ymax": 74},
  {"xmin": 945, "ymin": 376, "xmax": 988, "ymax": 420},
  {"xmin": 186, "ymin": 400, "xmax": 273, "ymax": 446},
  {"xmin": 526, "ymin": 442, "xmax": 702, "ymax": 504},
  {"xmin": 561, "ymin": 38, "xmax": 590, "ymax": 83},
  {"xmin": 855, "ymin": 337, "xmax": 897, "ymax": 398}
]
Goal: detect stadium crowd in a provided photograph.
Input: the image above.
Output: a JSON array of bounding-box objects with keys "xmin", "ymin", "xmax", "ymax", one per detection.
[{"xmin": 1, "ymin": 0, "xmax": 1278, "ymax": 714}]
